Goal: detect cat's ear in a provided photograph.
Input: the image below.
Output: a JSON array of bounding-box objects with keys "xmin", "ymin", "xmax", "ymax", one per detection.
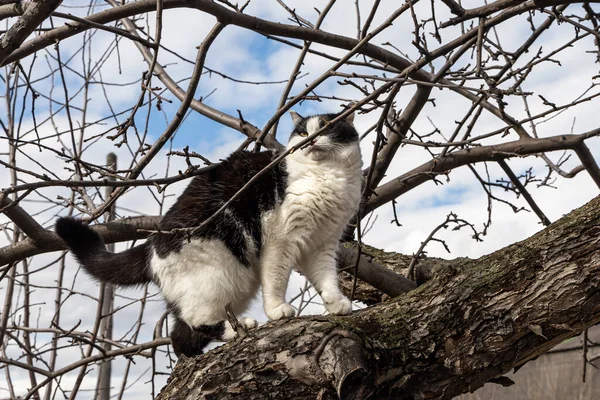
[
  {"xmin": 344, "ymin": 111, "xmax": 355, "ymax": 125},
  {"xmin": 289, "ymin": 111, "xmax": 303, "ymax": 126}
]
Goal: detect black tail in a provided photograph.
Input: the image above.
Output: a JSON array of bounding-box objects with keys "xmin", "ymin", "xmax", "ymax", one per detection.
[{"xmin": 55, "ymin": 217, "xmax": 152, "ymax": 286}]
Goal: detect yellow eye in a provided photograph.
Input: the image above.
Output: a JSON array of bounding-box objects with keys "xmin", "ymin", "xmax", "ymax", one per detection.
[{"xmin": 299, "ymin": 132, "xmax": 308, "ymax": 137}]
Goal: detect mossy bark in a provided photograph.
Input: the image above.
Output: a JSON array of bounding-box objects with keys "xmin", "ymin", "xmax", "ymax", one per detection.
[{"xmin": 157, "ymin": 195, "xmax": 600, "ymax": 399}]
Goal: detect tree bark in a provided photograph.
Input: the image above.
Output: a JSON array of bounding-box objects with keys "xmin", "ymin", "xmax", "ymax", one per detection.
[
  {"xmin": 0, "ymin": 0, "xmax": 63, "ymax": 65},
  {"xmin": 157, "ymin": 195, "xmax": 600, "ymax": 399}
]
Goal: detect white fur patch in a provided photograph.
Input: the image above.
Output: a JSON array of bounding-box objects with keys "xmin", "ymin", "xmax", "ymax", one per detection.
[
  {"xmin": 150, "ymin": 239, "xmax": 259, "ymax": 328},
  {"xmin": 222, "ymin": 320, "xmax": 237, "ymax": 341},
  {"xmin": 306, "ymin": 116, "xmax": 321, "ymax": 135}
]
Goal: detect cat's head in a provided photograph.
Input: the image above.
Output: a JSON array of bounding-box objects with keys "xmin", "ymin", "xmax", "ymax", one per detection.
[{"xmin": 287, "ymin": 111, "xmax": 360, "ymax": 163}]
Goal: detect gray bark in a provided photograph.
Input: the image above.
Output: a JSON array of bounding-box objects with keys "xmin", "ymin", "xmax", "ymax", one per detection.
[
  {"xmin": 0, "ymin": 0, "xmax": 63, "ymax": 65},
  {"xmin": 157, "ymin": 195, "xmax": 600, "ymax": 399}
]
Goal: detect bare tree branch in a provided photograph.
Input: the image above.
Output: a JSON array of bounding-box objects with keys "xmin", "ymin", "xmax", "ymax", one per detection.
[{"xmin": 365, "ymin": 129, "xmax": 600, "ymax": 214}]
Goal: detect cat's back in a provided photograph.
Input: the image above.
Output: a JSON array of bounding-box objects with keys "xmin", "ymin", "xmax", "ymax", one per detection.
[
  {"xmin": 151, "ymin": 150, "xmax": 287, "ymax": 260},
  {"xmin": 217, "ymin": 150, "xmax": 287, "ymax": 210},
  {"xmin": 160, "ymin": 150, "xmax": 285, "ymax": 227}
]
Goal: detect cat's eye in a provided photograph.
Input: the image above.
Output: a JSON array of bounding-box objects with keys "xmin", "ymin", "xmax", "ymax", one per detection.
[{"xmin": 298, "ymin": 132, "xmax": 308, "ymax": 137}]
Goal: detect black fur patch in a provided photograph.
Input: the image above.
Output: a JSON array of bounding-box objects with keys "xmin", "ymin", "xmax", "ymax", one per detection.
[
  {"xmin": 151, "ymin": 150, "xmax": 287, "ymax": 266},
  {"xmin": 290, "ymin": 112, "xmax": 359, "ymax": 144},
  {"xmin": 170, "ymin": 317, "xmax": 226, "ymax": 357}
]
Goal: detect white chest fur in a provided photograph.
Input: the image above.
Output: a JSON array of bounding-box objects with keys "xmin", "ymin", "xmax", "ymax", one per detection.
[{"xmin": 280, "ymin": 146, "xmax": 362, "ymax": 236}]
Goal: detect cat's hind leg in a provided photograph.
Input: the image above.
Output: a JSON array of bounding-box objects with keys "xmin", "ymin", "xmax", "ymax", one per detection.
[
  {"xmin": 221, "ymin": 317, "xmax": 259, "ymax": 340},
  {"xmin": 170, "ymin": 317, "xmax": 215, "ymax": 358},
  {"xmin": 156, "ymin": 239, "xmax": 260, "ymax": 357},
  {"xmin": 170, "ymin": 316, "xmax": 258, "ymax": 357}
]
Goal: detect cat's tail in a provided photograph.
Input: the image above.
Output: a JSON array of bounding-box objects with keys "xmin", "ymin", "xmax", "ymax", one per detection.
[{"xmin": 55, "ymin": 217, "xmax": 153, "ymax": 286}]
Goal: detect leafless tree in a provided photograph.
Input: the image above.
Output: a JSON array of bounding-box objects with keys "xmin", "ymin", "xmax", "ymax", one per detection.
[{"xmin": 1, "ymin": 0, "xmax": 600, "ymax": 398}]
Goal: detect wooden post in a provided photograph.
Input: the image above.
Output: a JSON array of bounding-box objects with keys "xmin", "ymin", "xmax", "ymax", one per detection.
[{"xmin": 95, "ymin": 153, "xmax": 116, "ymax": 400}]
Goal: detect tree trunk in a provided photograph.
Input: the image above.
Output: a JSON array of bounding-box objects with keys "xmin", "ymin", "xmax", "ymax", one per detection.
[{"xmin": 157, "ymin": 195, "xmax": 600, "ymax": 399}]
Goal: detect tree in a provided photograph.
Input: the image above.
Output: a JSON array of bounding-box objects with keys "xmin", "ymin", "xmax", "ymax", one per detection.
[
  {"xmin": 156, "ymin": 195, "xmax": 600, "ymax": 399},
  {"xmin": 0, "ymin": 0, "xmax": 599, "ymax": 398}
]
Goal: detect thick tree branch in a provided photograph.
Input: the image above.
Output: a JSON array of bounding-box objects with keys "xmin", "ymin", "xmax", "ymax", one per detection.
[
  {"xmin": 0, "ymin": 0, "xmax": 62, "ymax": 65},
  {"xmin": 337, "ymin": 243, "xmax": 418, "ymax": 303},
  {"xmin": 157, "ymin": 194, "xmax": 600, "ymax": 399},
  {"xmin": 336, "ymin": 242, "xmax": 455, "ymax": 304},
  {"xmin": 0, "ymin": 196, "xmax": 54, "ymax": 245}
]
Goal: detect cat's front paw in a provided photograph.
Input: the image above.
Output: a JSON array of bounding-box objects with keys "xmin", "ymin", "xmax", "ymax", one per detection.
[
  {"xmin": 265, "ymin": 302, "xmax": 296, "ymax": 320},
  {"xmin": 322, "ymin": 291, "xmax": 352, "ymax": 315}
]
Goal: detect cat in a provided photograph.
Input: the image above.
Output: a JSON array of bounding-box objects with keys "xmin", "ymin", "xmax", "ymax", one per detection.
[{"xmin": 55, "ymin": 111, "xmax": 363, "ymax": 357}]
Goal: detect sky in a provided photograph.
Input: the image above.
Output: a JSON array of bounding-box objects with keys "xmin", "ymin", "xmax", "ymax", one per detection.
[{"xmin": 1, "ymin": 0, "xmax": 600, "ymax": 398}]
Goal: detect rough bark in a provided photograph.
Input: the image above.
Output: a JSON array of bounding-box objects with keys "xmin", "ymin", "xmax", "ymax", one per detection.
[
  {"xmin": 157, "ymin": 195, "xmax": 600, "ymax": 399},
  {"xmin": 0, "ymin": 0, "xmax": 63, "ymax": 65}
]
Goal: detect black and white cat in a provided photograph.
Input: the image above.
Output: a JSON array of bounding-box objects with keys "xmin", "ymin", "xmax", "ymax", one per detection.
[{"xmin": 55, "ymin": 111, "xmax": 362, "ymax": 357}]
